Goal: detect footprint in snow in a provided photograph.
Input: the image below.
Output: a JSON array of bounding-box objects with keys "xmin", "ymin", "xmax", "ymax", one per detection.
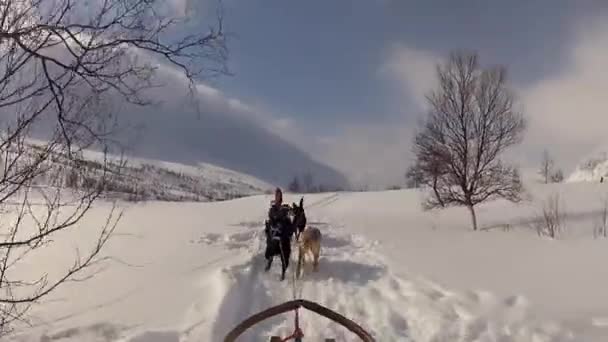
[
  {"xmin": 230, "ymin": 221, "xmax": 263, "ymax": 229},
  {"xmin": 41, "ymin": 322, "xmax": 127, "ymax": 342},
  {"xmin": 128, "ymin": 331, "xmax": 180, "ymax": 342},
  {"xmin": 194, "ymin": 233, "xmax": 222, "ymax": 245}
]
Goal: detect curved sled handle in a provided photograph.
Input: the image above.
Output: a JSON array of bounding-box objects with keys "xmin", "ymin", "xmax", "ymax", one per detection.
[{"xmin": 223, "ymin": 299, "xmax": 375, "ymax": 342}]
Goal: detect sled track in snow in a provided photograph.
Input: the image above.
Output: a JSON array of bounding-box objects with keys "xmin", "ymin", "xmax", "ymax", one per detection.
[
  {"xmin": 208, "ymin": 228, "xmax": 413, "ymax": 341},
  {"xmin": 229, "ymin": 194, "xmax": 341, "ymax": 233},
  {"xmin": 307, "ymin": 193, "xmax": 340, "ymax": 209},
  {"xmin": 201, "ymin": 224, "xmax": 575, "ymax": 341}
]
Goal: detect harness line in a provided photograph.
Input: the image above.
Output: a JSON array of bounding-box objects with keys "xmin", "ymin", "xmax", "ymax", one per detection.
[
  {"xmin": 264, "ymin": 196, "xmax": 319, "ymax": 341},
  {"xmin": 275, "ymin": 213, "xmax": 304, "ymax": 342}
]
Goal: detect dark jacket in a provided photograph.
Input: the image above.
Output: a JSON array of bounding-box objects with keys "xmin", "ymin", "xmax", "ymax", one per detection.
[{"xmin": 266, "ymin": 203, "xmax": 294, "ymax": 240}]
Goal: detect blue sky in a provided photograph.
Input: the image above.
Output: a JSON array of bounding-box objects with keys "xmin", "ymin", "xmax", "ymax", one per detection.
[
  {"xmin": 217, "ymin": 0, "xmax": 589, "ymax": 123},
  {"xmin": 135, "ymin": 0, "xmax": 608, "ymax": 188}
]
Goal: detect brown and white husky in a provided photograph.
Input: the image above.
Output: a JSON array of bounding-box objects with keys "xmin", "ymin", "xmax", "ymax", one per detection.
[
  {"xmin": 291, "ymin": 197, "xmax": 322, "ymax": 278},
  {"xmin": 296, "ymin": 226, "xmax": 322, "ymax": 278}
]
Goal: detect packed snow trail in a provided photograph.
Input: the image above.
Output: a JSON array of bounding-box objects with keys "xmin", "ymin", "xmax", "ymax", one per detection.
[{"xmin": 198, "ymin": 218, "xmax": 574, "ymax": 341}]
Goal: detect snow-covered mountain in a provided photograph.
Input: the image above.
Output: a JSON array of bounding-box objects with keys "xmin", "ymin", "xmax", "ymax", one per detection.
[
  {"xmin": 24, "ymin": 67, "xmax": 351, "ymax": 191},
  {"xmin": 86, "ymin": 150, "xmax": 276, "ymax": 201},
  {"xmin": 22, "ymin": 142, "xmax": 275, "ymax": 202},
  {"xmin": 567, "ymin": 151, "xmax": 608, "ymax": 182},
  {"xmin": 98, "ymin": 157, "xmax": 276, "ymax": 202},
  {"xmin": 117, "ymin": 106, "xmax": 351, "ymax": 191}
]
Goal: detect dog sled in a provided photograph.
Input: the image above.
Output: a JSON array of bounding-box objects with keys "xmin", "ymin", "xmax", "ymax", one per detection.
[{"xmin": 223, "ymin": 299, "xmax": 375, "ymax": 342}]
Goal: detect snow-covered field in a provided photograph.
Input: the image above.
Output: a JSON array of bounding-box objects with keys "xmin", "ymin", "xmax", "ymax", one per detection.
[{"xmin": 6, "ymin": 180, "xmax": 608, "ymax": 341}]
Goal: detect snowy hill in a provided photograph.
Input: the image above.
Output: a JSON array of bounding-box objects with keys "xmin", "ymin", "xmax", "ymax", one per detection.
[
  {"xmin": 6, "ymin": 181, "xmax": 608, "ymax": 341},
  {"xmin": 103, "ymin": 83, "xmax": 351, "ymax": 190},
  {"xmin": 103, "ymin": 158, "xmax": 275, "ymax": 202},
  {"xmin": 567, "ymin": 151, "xmax": 608, "ymax": 183},
  {"xmin": 23, "ymin": 142, "xmax": 275, "ymax": 202},
  {"xmin": 85, "ymin": 151, "xmax": 275, "ymax": 202}
]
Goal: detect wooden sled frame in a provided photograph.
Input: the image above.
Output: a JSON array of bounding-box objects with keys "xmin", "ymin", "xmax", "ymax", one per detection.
[{"xmin": 223, "ymin": 299, "xmax": 375, "ymax": 342}]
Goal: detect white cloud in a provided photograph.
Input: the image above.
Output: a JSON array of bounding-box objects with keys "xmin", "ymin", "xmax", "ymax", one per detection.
[
  {"xmin": 381, "ymin": 44, "xmax": 441, "ymax": 111},
  {"xmin": 313, "ymin": 123, "xmax": 415, "ymax": 189},
  {"xmin": 518, "ymin": 16, "xmax": 608, "ymax": 172},
  {"xmin": 169, "ymin": 0, "xmax": 189, "ymax": 17},
  {"xmin": 166, "ymin": 0, "xmax": 204, "ymax": 17},
  {"xmin": 150, "ymin": 62, "xmax": 297, "ymax": 140},
  {"xmin": 357, "ymin": 25, "xmax": 608, "ymax": 185},
  {"xmin": 306, "ymin": 45, "xmax": 440, "ymax": 189}
]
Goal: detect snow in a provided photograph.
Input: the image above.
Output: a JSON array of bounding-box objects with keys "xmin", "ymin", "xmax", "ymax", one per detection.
[
  {"xmin": 567, "ymin": 151, "xmax": 608, "ymax": 183},
  {"xmin": 15, "ymin": 142, "xmax": 275, "ymax": 201},
  {"xmin": 6, "ymin": 180, "xmax": 608, "ymax": 341},
  {"xmin": 82, "ymin": 149, "xmax": 275, "ymax": 193}
]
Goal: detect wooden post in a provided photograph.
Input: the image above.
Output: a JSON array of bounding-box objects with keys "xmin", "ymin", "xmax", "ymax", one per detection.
[{"xmin": 269, "ymin": 337, "xmax": 281, "ymax": 342}]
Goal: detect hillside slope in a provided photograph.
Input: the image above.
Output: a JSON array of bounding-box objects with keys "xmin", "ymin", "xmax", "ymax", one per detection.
[
  {"xmin": 85, "ymin": 152, "xmax": 276, "ymax": 202},
  {"xmin": 24, "ymin": 142, "xmax": 275, "ymax": 202}
]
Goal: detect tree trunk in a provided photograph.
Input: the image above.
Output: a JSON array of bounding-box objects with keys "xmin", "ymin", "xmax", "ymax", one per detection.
[
  {"xmin": 468, "ymin": 204, "xmax": 478, "ymax": 231},
  {"xmin": 432, "ymin": 176, "xmax": 445, "ymax": 207}
]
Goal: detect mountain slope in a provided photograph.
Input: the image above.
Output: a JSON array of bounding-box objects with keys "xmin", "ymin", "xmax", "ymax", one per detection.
[
  {"xmin": 89, "ymin": 63, "xmax": 352, "ymax": 190},
  {"xmin": 102, "ymin": 158, "xmax": 276, "ymax": 202},
  {"xmin": 118, "ymin": 107, "xmax": 350, "ymax": 190},
  {"xmin": 24, "ymin": 142, "xmax": 275, "ymax": 202}
]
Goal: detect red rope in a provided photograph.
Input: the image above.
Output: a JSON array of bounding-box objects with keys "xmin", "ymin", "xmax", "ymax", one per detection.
[{"xmin": 279, "ymin": 308, "xmax": 304, "ymax": 341}]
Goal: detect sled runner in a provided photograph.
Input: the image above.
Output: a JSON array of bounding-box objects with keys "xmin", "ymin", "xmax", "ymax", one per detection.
[{"xmin": 223, "ymin": 299, "xmax": 375, "ymax": 342}]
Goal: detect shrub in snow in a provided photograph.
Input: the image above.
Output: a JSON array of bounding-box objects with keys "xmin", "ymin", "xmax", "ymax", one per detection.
[
  {"xmin": 551, "ymin": 169, "xmax": 564, "ymax": 183},
  {"xmin": 594, "ymin": 195, "xmax": 608, "ymax": 239},
  {"xmin": 535, "ymin": 193, "xmax": 565, "ymax": 238}
]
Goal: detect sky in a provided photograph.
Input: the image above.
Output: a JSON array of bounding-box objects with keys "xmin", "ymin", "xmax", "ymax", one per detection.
[{"xmin": 125, "ymin": 0, "xmax": 608, "ymax": 189}]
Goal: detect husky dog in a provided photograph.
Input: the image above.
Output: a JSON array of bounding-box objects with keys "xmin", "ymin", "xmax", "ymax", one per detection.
[
  {"xmin": 296, "ymin": 226, "xmax": 322, "ymax": 278},
  {"xmin": 291, "ymin": 197, "xmax": 307, "ymax": 240},
  {"xmin": 291, "ymin": 198, "xmax": 321, "ymax": 278}
]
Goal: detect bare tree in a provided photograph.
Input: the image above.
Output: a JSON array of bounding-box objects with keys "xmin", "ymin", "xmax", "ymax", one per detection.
[
  {"xmin": 594, "ymin": 194, "xmax": 608, "ymax": 239},
  {"xmin": 535, "ymin": 193, "xmax": 565, "ymax": 238},
  {"xmin": 405, "ymin": 166, "xmax": 421, "ymax": 189},
  {"xmin": 303, "ymin": 172, "xmax": 313, "ymax": 193},
  {"xmin": 539, "ymin": 150, "xmax": 554, "ymax": 184},
  {"xmin": 412, "ymin": 51, "xmax": 525, "ymax": 230},
  {"xmin": 406, "ymin": 154, "xmax": 447, "ymax": 205},
  {"xmin": 288, "ymin": 176, "xmax": 300, "ymax": 193},
  {"xmin": 0, "ymin": 0, "xmax": 228, "ymax": 335}
]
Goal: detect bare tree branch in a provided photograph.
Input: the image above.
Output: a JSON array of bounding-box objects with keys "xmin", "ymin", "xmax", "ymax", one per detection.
[
  {"xmin": 539, "ymin": 149, "xmax": 553, "ymax": 184},
  {"xmin": 0, "ymin": 0, "xmax": 229, "ymax": 335},
  {"xmin": 411, "ymin": 50, "xmax": 526, "ymax": 230}
]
